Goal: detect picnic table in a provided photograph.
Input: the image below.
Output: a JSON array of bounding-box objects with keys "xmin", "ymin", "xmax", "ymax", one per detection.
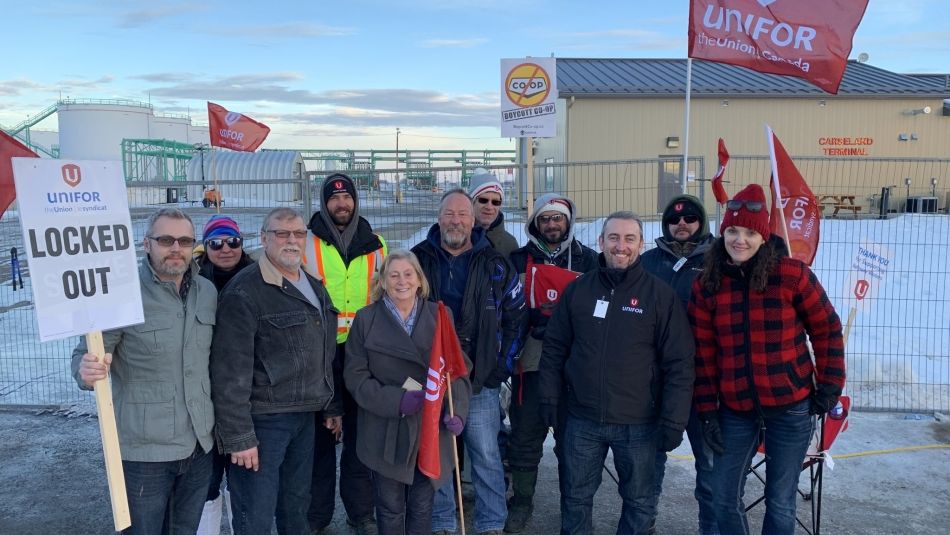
[{"xmin": 818, "ymin": 195, "xmax": 862, "ymax": 217}]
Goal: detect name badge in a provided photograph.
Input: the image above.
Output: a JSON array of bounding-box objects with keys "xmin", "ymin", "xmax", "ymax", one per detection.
[
  {"xmin": 673, "ymin": 257, "xmax": 687, "ymax": 272},
  {"xmin": 593, "ymin": 299, "xmax": 609, "ymax": 318}
]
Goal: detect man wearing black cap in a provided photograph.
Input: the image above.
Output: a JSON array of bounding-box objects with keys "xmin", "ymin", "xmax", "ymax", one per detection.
[
  {"xmin": 302, "ymin": 173, "xmax": 387, "ymax": 535},
  {"xmin": 640, "ymin": 194, "xmax": 718, "ymax": 535}
]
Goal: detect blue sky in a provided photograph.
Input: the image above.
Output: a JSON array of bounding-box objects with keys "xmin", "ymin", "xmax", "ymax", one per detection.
[{"xmin": 2, "ymin": 0, "xmax": 948, "ymax": 151}]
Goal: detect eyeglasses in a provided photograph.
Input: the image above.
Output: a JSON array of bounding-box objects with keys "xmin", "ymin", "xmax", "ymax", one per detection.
[
  {"xmin": 664, "ymin": 215, "xmax": 699, "ymax": 225},
  {"xmin": 725, "ymin": 200, "xmax": 765, "ymax": 213},
  {"xmin": 206, "ymin": 237, "xmax": 243, "ymax": 251},
  {"xmin": 264, "ymin": 229, "xmax": 308, "ymax": 239},
  {"xmin": 537, "ymin": 214, "xmax": 566, "ymax": 225},
  {"xmin": 148, "ymin": 235, "xmax": 196, "ymax": 248},
  {"xmin": 476, "ymin": 197, "xmax": 502, "ymax": 207}
]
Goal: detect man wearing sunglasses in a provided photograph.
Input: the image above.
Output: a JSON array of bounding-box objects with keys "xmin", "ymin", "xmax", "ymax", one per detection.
[
  {"xmin": 302, "ymin": 173, "xmax": 387, "ymax": 535},
  {"xmin": 640, "ymin": 194, "xmax": 718, "ymax": 535},
  {"xmin": 194, "ymin": 214, "xmax": 255, "ymax": 534},
  {"xmin": 469, "ymin": 168, "xmax": 518, "ymax": 257},
  {"xmin": 72, "ymin": 208, "xmax": 217, "ymax": 534},
  {"xmin": 505, "ymin": 193, "xmax": 598, "ymax": 533}
]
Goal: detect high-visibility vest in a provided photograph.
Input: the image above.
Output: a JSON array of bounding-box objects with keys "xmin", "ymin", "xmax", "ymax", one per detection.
[{"xmin": 302, "ymin": 232, "xmax": 387, "ymax": 343}]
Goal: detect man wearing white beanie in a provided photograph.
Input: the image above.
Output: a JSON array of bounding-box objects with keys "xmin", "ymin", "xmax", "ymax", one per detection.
[{"xmin": 469, "ymin": 168, "xmax": 519, "ymax": 257}]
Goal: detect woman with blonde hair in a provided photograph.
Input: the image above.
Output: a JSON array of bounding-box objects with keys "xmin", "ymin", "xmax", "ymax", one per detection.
[{"xmin": 344, "ymin": 250, "xmax": 471, "ymax": 535}]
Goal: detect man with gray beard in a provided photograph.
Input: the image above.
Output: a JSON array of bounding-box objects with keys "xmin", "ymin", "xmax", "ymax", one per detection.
[
  {"xmin": 72, "ymin": 208, "xmax": 217, "ymax": 534},
  {"xmin": 211, "ymin": 208, "xmax": 339, "ymax": 535}
]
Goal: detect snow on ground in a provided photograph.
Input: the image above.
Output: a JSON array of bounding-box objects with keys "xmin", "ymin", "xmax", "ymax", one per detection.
[{"xmin": 1, "ymin": 211, "xmax": 948, "ymax": 411}]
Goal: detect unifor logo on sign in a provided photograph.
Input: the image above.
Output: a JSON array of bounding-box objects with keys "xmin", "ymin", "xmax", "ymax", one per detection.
[{"xmin": 61, "ymin": 164, "xmax": 81, "ymax": 188}]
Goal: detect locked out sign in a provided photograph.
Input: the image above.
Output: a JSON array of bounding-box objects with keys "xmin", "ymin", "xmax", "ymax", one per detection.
[
  {"xmin": 12, "ymin": 159, "xmax": 144, "ymax": 342},
  {"xmin": 500, "ymin": 57, "xmax": 558, "ymax": 138}
]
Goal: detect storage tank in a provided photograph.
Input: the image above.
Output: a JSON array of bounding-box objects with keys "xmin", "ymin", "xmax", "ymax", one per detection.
[
  {"xmin": 189, "ymin": 124, "xmax": 210, "ymax": 146},
  {"xmin": 149, "ymin": 113, "xmax": 191, "ymax": 143},
  {"xmin": 57, "ymin": 99, "xmax": 152, "ymax": 160},
  {"xmin": 186, "ymin": 150, "xmax": 304, "ymax": 204}
]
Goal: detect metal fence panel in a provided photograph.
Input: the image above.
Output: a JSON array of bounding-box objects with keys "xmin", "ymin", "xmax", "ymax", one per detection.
[{"xmin": 2, "ymin": 161, "xmax": 948, "ymax": 412}]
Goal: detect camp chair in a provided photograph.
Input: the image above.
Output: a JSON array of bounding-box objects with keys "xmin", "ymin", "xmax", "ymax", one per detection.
[{"xmin": 745, "ymin": 395, "xmax": 851, "ymax": 535}]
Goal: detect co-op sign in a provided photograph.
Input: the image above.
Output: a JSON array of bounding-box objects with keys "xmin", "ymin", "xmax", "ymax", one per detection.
[{"xmin": 500, "ymin": 57, "xmax": 558, "ymax": 138}]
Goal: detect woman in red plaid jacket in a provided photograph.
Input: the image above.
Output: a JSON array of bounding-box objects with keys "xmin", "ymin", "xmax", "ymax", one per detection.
[{"xmin": 688, "ymin": 184, "xmax": 845, "ymax": 535}]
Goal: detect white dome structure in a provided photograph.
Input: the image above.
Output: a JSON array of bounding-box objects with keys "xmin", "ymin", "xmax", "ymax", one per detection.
[{"xmin": 186, "ymin": 150, "xmax": 304, "ymax": 204}]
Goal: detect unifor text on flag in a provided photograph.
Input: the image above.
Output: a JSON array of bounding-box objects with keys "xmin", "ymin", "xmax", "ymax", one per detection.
[
  {"xmin": 688, "ymin": 0, "xmax": 869, "ymax": 94},
  {"xmin": 207, "ymin": 102, "xmax": 271, "ymax": 152},
  {"xmin": 767, "ymin": 125, "xmax": 821, "ymax": 265}
]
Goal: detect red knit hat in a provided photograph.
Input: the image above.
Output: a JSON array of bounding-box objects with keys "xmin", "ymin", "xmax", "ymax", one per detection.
[{"xmin": 721, "ymin": 184, "xmax": 770, "ymax": 239}]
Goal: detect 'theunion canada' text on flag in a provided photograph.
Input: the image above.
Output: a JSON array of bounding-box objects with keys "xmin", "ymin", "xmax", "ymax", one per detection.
[
  {"xmin": 688, "ymin": 0, "xmax": 869, "ymax": 94},
  {"xmin": 207, "ymin": 102, "xmax": 271, "ymax": 152},
  {"xmin": 418, "ymin": 302, "xmax": 468, "ymax": 480}
]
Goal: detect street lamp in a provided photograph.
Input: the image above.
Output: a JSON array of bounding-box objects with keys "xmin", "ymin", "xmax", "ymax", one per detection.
[{"xmin": 395, "ymin": 128, "xmax": 402, "ymax": 203}]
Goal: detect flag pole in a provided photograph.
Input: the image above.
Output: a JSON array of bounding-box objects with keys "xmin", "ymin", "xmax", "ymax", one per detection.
[
  {"xmin": 211, "ymin": 148, "xmax": 221, "ymax": 215},
  {"xmin": 765, "ymin": 125, "xmax": 792, "ymax": 253},
  {"xmin": 445, "ymin": 373, "xmax": 466, "ymax": 535},
  {"xmin": 680, "ymin": 58, "xmax": 692, "ymax": 194}
]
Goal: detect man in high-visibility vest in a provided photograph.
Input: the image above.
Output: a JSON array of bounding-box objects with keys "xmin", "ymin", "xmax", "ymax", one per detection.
[{"xmin": 303, "ymin": 173, "xmax": 386, "ymax": 535}]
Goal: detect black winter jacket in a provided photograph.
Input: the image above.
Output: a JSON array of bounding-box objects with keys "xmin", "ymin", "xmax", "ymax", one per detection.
[
  {"xmin": 640, "ymin": 234, "xmax": 714, "ymax": 308},
  {"xmin": 538, "ymin": 256, "xmax": 695, "ymax": 430},
  {"xmin": 412, "ymin": 225, "xmax": 527, "ymax": 392}
]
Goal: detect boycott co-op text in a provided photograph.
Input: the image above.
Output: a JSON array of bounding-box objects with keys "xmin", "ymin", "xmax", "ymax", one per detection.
[{"xmin": 28, "ymin": 224, "xmax": 131, "ymax": 299}]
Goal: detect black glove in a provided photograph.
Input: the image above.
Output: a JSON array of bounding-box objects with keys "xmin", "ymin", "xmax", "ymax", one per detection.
[
  {"xmin": 700, "ymin": 413, "xmax": 725, "ymax": 455},
  {"xmin": 658, "ymin": 425, "xmax": 684, "ymax": 452},
  {"xmin": 539, "ymin": 403, "xmax": 559, "ymax": 428},
  {"xmin": 809, "ymin": 390, "xmax": 840, "ymax": 416}
]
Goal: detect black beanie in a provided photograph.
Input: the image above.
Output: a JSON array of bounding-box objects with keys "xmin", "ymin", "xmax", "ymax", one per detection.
[
  {"xmin": 663, "ymin": 199, "xmax": 702, "ymax": 223},
  {"xmin": 322, "ymin": 173, "xmax": 357, "ymax": 207}
]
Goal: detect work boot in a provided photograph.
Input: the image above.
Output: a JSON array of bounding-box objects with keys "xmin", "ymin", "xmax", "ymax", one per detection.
[
  {"xmin": 348, "ymin": 514, "xmax": 379, "ymax": 535},
  {"xmin": 504, "ymin": 470, "xmax": 538, "ymax": 533}
]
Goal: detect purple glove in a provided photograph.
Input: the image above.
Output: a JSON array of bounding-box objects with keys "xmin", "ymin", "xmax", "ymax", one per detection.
[
  {"xmin": 443, "ymin": 414, "xmax": 464, "ymax": 436},
  {"xmin": 399, "ymin": 390, "xmax": 425, "ymax": 416}
]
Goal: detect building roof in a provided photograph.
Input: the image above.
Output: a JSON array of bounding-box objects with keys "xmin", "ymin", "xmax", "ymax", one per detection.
[
  {"xmin": 906, "ymin": 73, "xmax": 950, "ymax": 90},
  {"xmin": 556, "ymin": 58, "xmax": 948, "ymax": 98}
]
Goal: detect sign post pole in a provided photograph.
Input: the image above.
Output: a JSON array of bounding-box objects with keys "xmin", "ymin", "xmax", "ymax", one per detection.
[{"xmin": 526, "ymin": 136, "xmax": 534, "ymax": 215}]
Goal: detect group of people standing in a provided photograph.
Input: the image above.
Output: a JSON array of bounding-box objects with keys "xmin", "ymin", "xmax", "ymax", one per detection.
[{"xmin": 72, "ymin": 167, "xmax": 844, "ymax": 535}]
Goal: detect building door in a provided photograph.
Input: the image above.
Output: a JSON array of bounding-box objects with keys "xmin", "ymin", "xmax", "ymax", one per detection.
[{"xmin": 657, "ymin": 157, "xmax": 683, "ymax": 213}]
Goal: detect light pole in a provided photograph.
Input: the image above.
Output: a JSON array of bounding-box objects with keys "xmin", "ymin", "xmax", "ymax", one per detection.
[{"xmin": 395, "ymin": 128, "xmax": 402, "ymax": 203}]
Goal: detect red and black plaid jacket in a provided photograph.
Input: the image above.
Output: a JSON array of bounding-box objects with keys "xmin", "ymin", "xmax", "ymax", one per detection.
[{"xmin": 689, "ymin": 256, "xmax": 845, "ymax": 415}]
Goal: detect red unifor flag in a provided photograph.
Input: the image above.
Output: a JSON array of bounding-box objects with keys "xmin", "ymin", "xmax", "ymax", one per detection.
[
  {"xmin": 710, "ymin": 138, "xmax": 730, "ymax": 205},
  {"xmin": 418, "ymin": 302, "xmax": 469, "ymax": 480},
  {"xmin": 207, "ymin": 102, "xmax": 271, "ymax": 152},
  {"xmin": 688, "ymin": 0, "xmax": 870, "ymax": 94},
  {"xmin": 0, "ymin": 130, "xmax": 39, "ymax": 218},
  {"xmin": 767, "ymin": 125, "xmax": 820, "ymax": 265}
]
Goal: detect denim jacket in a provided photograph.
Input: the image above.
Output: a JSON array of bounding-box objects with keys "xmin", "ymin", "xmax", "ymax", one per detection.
[
  {"xmin": 210, "ymin": 253, "xmax": 339, "ymax": 454},
  {"xmin": 71, "ymin": 259, "xmax": 217, "ymax": 463}
]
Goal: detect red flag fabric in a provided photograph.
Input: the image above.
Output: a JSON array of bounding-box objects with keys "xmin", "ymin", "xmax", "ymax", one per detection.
[
  {"xmin": 688, "ymin": 0, "xmax": 869, "ymax": 94},
  {"xmin": 710, "ymin": 137, "xmax": 730, "ymax": 205},
  {"xmin": 1, "ymin": 130, "xmax": 40, "ymax": 217},
  {"xmin": 207, "ymin": 102, "xmax": 270, "ymax": 152},
  {"xmin": 418, "ymin": 302, "xmax": 469, "ymax": 480},
  {"xmin": 767, "ymin": 126, "xmax": 820, "ymax": 265},
  {"xmin": 525, "ymin": 257, "xmax": 581, "ymax": 317}
]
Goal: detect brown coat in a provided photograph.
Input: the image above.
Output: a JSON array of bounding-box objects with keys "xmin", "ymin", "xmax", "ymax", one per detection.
[{"xmin": 344, "ymin": 299, "xmax": 472, "ymax": 487}]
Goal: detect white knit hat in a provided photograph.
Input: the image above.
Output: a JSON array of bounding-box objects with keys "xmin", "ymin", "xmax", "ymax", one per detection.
[
  {"xmin": 535, "ymin": 199, "xmax": 572, "ymax": 223},
  {"xmin": 468, "ymin": 168, "xmax": 504, "ymax": 201}
]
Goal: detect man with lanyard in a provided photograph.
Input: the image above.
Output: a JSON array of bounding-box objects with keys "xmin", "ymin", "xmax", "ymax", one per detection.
[
  {"xmin": 505, "ymin": 193, "xmax": 598, "ymax": 533},
  {"xmin": 640, "ymin": 195, "xmax": 717, "ymax": 535},
  {"xmin": 302, "ymin": 173, "xmax": 387, "ymax": 535}
]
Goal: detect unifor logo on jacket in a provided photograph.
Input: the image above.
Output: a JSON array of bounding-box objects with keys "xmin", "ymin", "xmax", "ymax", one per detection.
[{"xmin": 302, "ymin": 233, "xmax": 387, "ymax": 342}]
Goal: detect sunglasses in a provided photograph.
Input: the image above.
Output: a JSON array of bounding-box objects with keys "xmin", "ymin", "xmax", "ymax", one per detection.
[
  {"xmin": 476, "ymin": 197, "xmax": 503, "ymax": 207},
  {"xmin": 265, "ymin": 229, "xmax": 308, "ymax": 239},
  {"xmin": 665, "ymin": 215, "xmax": 699, "ymax": 225},
  {"xmin": 726, "ymin": 199, "xmax": 765, "ymax": 213},
  {"xmin": 206, "ymin": 237, "xmax": 243, "ymax": 251},
  {"xmin": 148, "ymin": 235, "xmax": 196, "ymax": 248},
  {"xmin": 537, "ymin": 213, "xmax": 566, "ymax": 225}
]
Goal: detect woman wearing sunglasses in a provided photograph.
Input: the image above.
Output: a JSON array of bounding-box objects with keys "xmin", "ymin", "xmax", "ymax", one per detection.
[
  {"xmin": 194, "ymin": 214, "xmax": 256, "ymax": 534},
  {"xmin": 688, "ymin": 184, "xmax": 845, "ymax": 535}
]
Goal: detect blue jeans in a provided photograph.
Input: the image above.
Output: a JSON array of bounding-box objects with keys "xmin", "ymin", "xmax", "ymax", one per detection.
[
  {"xmin": 653, "ymin": 407, "xmax": 719, "ymax": 534},
  {"xmin": 561, "ymin": 415, "xmax": 656, "ymax": 535},
  {"xmin": 713, "ymin": 400, "xmax": 814, "ymax": 535},
  {"xmin": 431, "ymin": 387, "xmax": 507, "ymax": 533},
  {"xmin": 122, "ymin": 444, "xmax": 213, "ymax": 535},
  {"xmin": 229, "ymin": 412, "xmax": 316, "ymax": 535}
]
